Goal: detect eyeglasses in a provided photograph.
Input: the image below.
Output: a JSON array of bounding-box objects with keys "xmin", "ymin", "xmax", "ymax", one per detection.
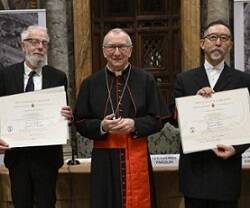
[
  {"xmin": 103, "ymin": 44, "xmax": 132, "ymax": 53},
  {"xmin": 24, "ymin": 38, "xmax": 49, "ymax": 48},
  {"xmin": 204, "ymin": 34, "xmax": 231, "ymax": 42}
]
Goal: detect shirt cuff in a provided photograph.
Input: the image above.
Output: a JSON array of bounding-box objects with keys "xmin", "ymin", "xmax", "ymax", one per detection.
[{"xmin": 100, "ymin": 124, "xmax": 107, "ymax": 135}]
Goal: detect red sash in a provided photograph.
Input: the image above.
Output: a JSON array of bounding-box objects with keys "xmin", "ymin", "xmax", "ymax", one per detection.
[{"xmin": 94, "ymin": 133, "xmax": 151, "ymax": 208}]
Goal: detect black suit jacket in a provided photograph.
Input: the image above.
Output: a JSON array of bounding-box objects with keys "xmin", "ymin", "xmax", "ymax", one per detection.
[
  {"xmin": 172, "ymin": 64, "xmax": 250, "ymax": 200},
  {"xmin": 0, "ymin": 62, "xmax": 68, "ymax": 170}
]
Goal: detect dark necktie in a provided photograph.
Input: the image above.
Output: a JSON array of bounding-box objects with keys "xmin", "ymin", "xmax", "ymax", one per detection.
[{"xmin": 25, "ymin": 71, "xmax": 36, "ymax": 92}]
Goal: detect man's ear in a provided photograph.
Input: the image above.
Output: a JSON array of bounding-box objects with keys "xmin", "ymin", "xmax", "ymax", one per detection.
[
  {"xmin": 103, "ymin": 48, "xmax": 107, "ymax": 58},
  {"xmin": 127, "ymin": 47, "xmax": 133, "ymax": 58},
  {"xmin": 229, "ymin": 40, "xmax": 233, "ymax": 50},
  {"xmin": 21, "ymin": 42, "xmax": 25, "ymax": 52},
  {"xmin": 200, "ymin": 39, "xmax": 205, "ymax": 50}
]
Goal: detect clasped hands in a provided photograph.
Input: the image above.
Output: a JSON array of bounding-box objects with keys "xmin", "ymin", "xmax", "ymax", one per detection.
[
  {"xmin": 197, "ymin": 87, "xmax": 236, "ymax": 160},
  {"xmin": 101, "ymin": 114, "xmax": 135, "ymax": 134}
]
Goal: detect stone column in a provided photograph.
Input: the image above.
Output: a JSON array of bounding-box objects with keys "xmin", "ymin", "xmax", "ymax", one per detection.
[
  {"xmin": 206, "ymin": 0, "xmax": 231, "ymax": 64},
  {"xmin": 44, "ymin": 0, "xmax": 69, "ymax": 77},
  {"xmin": 181, "ymin": 0, "xmax": 201, "ymax": 71},
  {"xmin": 207, "ymin": 0, "xmax": 230, "ymax": 24}
]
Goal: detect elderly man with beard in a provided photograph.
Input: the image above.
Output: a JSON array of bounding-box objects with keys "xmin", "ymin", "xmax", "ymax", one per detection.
[
  {"xmin": 171, "ymin": 20, "xmax": 250, "ymax": 208},
  {"xmin": 0, "ymin": 25, "xmax": 72, "ymax": 208}
]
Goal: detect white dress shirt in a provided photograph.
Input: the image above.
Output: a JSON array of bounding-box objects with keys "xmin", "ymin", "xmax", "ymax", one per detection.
[{"xmin": 204, "ymin": 60, "xmax": 224, "ymax": 89}]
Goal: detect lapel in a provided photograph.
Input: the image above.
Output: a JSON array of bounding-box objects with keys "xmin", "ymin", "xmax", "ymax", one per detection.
[
  {"xmin": 41, "ymin": 65, "xmax": 51, "ymax": 89},
  {"xmin": 15, "ymin": 63, "xmax": 25, "ymax": 93},
  {"xmin": 193, "ymin": 65, "xmax": 210, "ymax": 88},
  {"xmin": 213, "ymin": 64, "xmax": 233, "ymax": 92}
]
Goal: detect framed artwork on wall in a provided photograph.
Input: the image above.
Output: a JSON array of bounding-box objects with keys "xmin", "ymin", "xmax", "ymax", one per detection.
[{"xmin": 0, "ymin": 9, "xmax": 46, "ymax": 67}]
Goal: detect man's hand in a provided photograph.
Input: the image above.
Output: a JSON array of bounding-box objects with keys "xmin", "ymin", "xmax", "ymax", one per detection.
[
  {"xmin": 0, "ymin": 138, "xmax": 9, "ymax": 152},
  {"xmin": 61, "ymin": 106, "xmax": 73, "ymax": 122},
  {"xmin": 109, "ymin": 118, "xmax": 135, "ymax": 134},
  {"xmin": 101, "ymin": 114, "xmax": 135, "ymax": 134},
  {"xmin": 212, "ymin": 144, "xmax": 236, "ymax": 160},
  {"xmin": 197, "ymin": 87, "xmax": 214, "ymax": 97}
]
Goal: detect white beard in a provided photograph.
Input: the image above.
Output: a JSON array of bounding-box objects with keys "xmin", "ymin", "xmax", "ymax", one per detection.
[{"xmin": 25, "ymin": 53, "xmax": 47, "ymax": 68}]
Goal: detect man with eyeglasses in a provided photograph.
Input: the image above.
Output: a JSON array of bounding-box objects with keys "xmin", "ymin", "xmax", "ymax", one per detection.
[
  {"xmin": 74, "ymin": 28, "xmax": 168, "ymax": 208},
  {"xmin": 170, "ymin": 20, "xmax": 250, "ymax": 208},
  {"xmin": 0, "ymin": 25, "xmax": 72, "ymax": 208}
]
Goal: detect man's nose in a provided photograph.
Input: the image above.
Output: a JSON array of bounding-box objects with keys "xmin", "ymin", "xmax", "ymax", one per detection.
[
  {"xmin": 113, "ymin": 47, "xmax": 121, "ymax": 54},
  {"xmin": 215, "ymin": 38, "xmax": 222, "ymax": 45},
  {"xmin": 38, "ymin": 42, "xmax": 44, "ymax": 48}
]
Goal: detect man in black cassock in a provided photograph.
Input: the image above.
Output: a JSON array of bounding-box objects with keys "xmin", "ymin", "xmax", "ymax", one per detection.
[{"xmin": 74, "ymin": 28, "xmax": 168, "ymax": 208}]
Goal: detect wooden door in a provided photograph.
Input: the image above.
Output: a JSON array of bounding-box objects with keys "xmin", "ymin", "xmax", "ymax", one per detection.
[{"xmin": 91, "ymin": 0, "xmax": 181, "ymax": 102}]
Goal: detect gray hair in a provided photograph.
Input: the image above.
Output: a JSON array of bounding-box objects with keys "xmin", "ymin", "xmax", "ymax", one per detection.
[
  {"xmin": 103, "ymin": 28, "xmax": 132, "ymax": 46},
  {"xmin": 202, "ymin": 20, "xmax": 231, "ymax": 38},
  {"xmin": 21, "ymin": 25, "xmax": 50, "ymax": 42}
]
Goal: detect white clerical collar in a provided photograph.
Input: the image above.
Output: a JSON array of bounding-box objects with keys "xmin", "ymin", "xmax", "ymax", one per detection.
[
  {"xmin": 204, "ymin": 60, "xmax": 224, "ymax": 71},
  {"xmin": 24, "ymin": 62, "xmax": 42, "ymax": 76},
  {"xmin": 106, "ymin": 63, "xmax": 130, "ymax": 77}
]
